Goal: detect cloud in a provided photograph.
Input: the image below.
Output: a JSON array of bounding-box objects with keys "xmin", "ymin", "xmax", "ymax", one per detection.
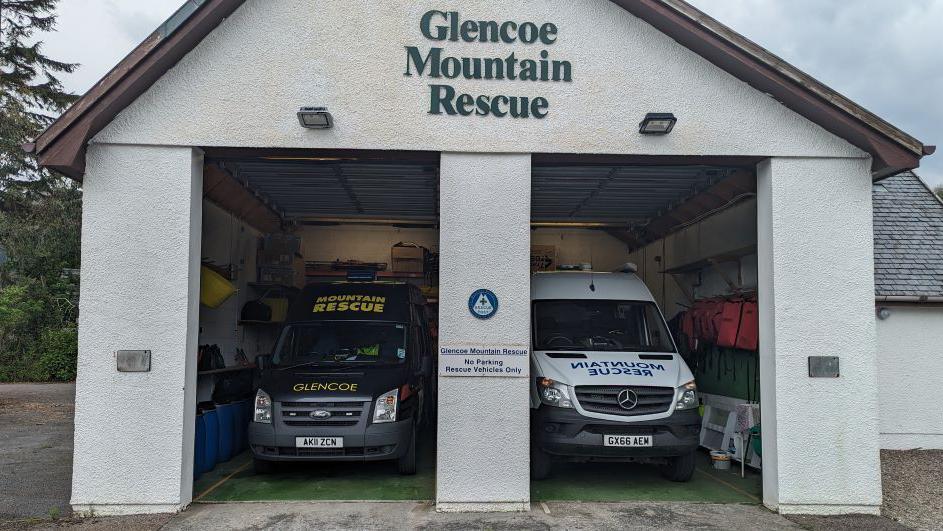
[
  {"xmin": 38, "ymin": 0, "xmax": 181, "ymax": 96},
  {"xmin": 687, "ymin": 0, "xmax": 943, "ymax": 185}
]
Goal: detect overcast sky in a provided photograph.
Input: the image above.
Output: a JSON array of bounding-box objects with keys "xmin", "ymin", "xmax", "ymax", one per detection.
[{"xmin": 38, "ymin": 0, "xmax": 942, "ymax": 186}]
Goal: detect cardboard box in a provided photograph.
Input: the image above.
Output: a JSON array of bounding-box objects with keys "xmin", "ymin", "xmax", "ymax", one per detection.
[
  {"xmin": 531, "ymin": 245, "xmax": 556, "ymax": 272},
  {"xmin": 392, "ymin": 244, "xmax": 425, "ymax": 273},
  {"xmin": 258, "ymin": 266, "xmax": 295, "ymax": 287},
  {"xmin": 259, "ymin": 234, "xmax": 301, "ymax": 267}
]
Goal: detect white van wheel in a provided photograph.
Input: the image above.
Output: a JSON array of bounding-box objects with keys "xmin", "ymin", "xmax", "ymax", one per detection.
[{"xmin": 661, "ymin": 451, "xmax": 696, "ymax": 482}]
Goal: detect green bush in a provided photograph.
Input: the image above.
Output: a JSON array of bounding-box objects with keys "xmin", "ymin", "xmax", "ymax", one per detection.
[
  {"xmin": 34, "ymin": 327, "xmax": 78, "ymax": 381},
  {"xmin": 0, "ymin": 278, "xmax": 78, "ymax": 382}
]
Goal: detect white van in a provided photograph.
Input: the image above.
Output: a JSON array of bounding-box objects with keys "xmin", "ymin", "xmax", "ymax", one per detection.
[{"xmin": 529, "ymin": 269, "xmax": 700, "ymax": 481}]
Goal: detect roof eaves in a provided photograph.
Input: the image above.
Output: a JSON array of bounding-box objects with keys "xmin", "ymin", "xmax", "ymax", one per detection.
[
  {"xmin": 659, "ymin": 0, "xmax": 924, "ymax": 156},
  {"xmin": 32, "ymin": 0, "xmax": 246, "ymax": 179},
  {"xmin": 33, "ymin": 0, "xmax": 929, "ymax": 180},
  {"xmin": 614, "ymin": 0, "xmax": 928, "ymax": 177}
]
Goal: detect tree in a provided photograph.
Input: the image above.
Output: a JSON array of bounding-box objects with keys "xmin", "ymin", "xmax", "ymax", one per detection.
[{"xmin": 1, "ymin": 0, "xmax": 81, "ymax": 381}]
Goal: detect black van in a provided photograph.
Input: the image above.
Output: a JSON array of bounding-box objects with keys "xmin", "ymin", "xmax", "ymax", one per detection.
[{"xmin": 249, "ymin": 282, "xmax": 434, "ymax": 474}]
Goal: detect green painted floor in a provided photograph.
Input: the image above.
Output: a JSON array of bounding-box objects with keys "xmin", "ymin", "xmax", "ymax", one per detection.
[
  {"xmin": 194, "ymin": 437, "xmax": 761, "ymax": 504},
  {"xmin": 533, "ymin": 458, "xmax": 761, "ymax": 503}
]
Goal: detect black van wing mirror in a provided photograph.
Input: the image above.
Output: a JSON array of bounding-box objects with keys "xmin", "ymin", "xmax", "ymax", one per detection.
[{"xmin": 255, "ymin": 354, "xmax": 272, "ymax": 370}]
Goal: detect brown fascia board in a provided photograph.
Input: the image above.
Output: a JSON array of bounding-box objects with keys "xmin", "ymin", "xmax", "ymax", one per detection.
[
  {"xmin": 32, "ymin": 0, "xmax": 247, "ymax": 179},
  {"xmin": 615, "ymin": 0, "xmax": 926, "ymax": 178},
  {"xmin": 35, "ymin": 0, "xmax": 925, "ymax": 180}
]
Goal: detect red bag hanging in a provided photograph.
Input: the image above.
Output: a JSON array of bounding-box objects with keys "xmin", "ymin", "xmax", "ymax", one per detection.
[
  {"xmin": 695, "ymin": 301, "xmax": 713, "ymax": 340},
  {"xmin": 716, "ymin": 300, "xmax": 743, "ymax": 348},
  {"xmin": 735, "ymin": 300, "xmax": 759, "ymax": 351},
  {"xmin": 701, "ymin": 300, "xmax": 722, "ymax": 343},
  {"xmin": 681, "ymin": 310, "xmax": 696, "ymax": 349},
  {"xmin": 690, "ymin": 301, "xmax": 706, "ymax": 341}
]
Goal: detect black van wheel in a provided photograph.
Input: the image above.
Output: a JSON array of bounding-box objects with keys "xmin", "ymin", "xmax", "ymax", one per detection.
[
  {"xmin": 661, "ymin": 451, "xmax": 696, "ymax": 482},
  {"xmin": 531, "ymin": 445, "xmax": 552, "ymax": 480},
  {"xmin": 397, "ymin": 422, "xmax": 417, "ymax": 475},
  {"xmin": 253, "ymin": 457, "xmax": 276, "ymax": 475}
]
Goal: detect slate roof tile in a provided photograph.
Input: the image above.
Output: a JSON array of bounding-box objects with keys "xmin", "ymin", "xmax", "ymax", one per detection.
[{"xmin": 873, "ymin": 172, "xmax": 943, "ymax": 298}]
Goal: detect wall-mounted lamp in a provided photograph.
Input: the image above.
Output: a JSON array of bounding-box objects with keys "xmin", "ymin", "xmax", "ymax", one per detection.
[
  {"xmin": 639, "ymin": 113, "xmax": 677, "ymax": 135},
  {"xmin": 876, "ymin": 307, "xmax": 891, "ymax": 320},
  {"xmin": 297, "ymin": 107, "xmax": 333, "ymax": 129}
]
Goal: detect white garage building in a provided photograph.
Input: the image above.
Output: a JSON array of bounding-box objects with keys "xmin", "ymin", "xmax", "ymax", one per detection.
[{"xmin": 30, "ymin": 0, "xmax": 934, "ymax": 518}]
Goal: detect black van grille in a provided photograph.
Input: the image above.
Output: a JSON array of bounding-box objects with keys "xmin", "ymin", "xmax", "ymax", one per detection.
[
  {"xmin": 279, "ymin": 400, "xmax": 369, "ymax": 428},
  {"xmin": 574, "ymin": 385, "xmax": 675, "ymax": 417}
]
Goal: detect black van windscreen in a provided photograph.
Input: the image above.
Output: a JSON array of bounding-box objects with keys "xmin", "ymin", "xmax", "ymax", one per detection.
[{"xmin": 273, "ymin": 322, "xmax": 407, "ymax": 368}]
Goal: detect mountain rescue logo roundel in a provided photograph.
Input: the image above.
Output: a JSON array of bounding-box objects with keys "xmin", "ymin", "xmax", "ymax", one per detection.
[{"xmin": 468, "ymin": 289, "xmax": 499, "ymax": 319}]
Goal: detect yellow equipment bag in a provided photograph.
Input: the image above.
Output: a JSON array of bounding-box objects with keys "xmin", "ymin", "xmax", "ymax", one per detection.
[{"xmin": 200, "ymin": 265, "xmax": 236, "ymax": 308}]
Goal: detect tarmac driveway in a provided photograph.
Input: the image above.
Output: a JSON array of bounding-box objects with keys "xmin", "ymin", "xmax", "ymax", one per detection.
[{"xmin": 0, "ymin": 383, "xmax": 75, "ymax": 521}]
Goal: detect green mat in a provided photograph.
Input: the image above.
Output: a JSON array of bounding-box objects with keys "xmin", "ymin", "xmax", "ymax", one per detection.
[
  {"xmin": 193, "ymin": 434, "xmax": 436, "ymax": 502},
  {"xmin": 532, "ymin": 456, "xmax": 761, "ymax": 503},
  {"xmin": 194, "ymin": 442, "xmax": 760, "ymax": 504}
]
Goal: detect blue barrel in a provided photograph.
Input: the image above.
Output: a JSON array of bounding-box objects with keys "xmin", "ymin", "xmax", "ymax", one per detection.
[
  {"xmin": 193, "ymin": 413, "xmax": 205, "ymax": 479},
  {"xmin": 216, "ymin": 402, "xmax": 235, "ymax": 462},
  {"xmin": 202, "ymin": 408, "xmax": 219, "ymax": 472}
]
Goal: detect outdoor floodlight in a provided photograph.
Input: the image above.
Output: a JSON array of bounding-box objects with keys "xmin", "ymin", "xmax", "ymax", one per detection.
[
  {"xmin": 639, "ymin": 113, "xmax": 677, "ymax": 135},
  {"xmin": 298, "ymin": 107, "xmax": 334, "ymax": 129}
]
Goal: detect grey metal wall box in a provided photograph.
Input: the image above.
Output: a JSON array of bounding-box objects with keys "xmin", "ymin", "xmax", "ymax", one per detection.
[{"xmin": 116, "ymin": 350, "xmax": 152, "ymax": 372}]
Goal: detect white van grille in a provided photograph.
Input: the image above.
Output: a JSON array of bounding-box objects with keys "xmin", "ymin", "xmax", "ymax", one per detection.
[{"xmin": 574, "ymin": 385, "xmax": 675, "ymax": 416}]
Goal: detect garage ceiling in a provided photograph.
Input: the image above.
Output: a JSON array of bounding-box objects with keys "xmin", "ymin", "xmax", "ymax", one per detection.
[
  {"xmin": 531, "ymin": 165, "xmax": 738, "ymax": 224},
  {"xmin": 216, "ymin": 158, "xmax": 440, "ymax": 222},
  {"xmin": 208, "ymin": 155, "xmax": 754, "ymax": 250}
]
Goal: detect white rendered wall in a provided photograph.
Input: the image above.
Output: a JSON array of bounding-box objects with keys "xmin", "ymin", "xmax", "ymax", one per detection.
[
  {"xmin": 876, "ymin": 305, "xmax": 943, "ymax": 449},
  {"xmin": 628, "ymin": 200, "xmax": 758, "ymax": 317},
  {"xmin": 199, "ymin": 201, "xmax": 269, "ymax": 364},
  {"xmin": 197, "ymin": 202, "xmax": 272, "ymax": 402},
  {"xmin": 94, "ymin": 0, "xmax": 862, "ymax": 162},
  {"xmin": 531, "ymin": 228, "xmax": 629, "ymax": 271},
  {"xmin": 757, "ymin": 157, "xmax": 882, "ymax": 515},
  {"xmin": 437, "ymin": 153, "xmax": 531, "ymax": 511},
  {"xmin": 72, "ymin": 145, "xmax": 202, "ymax": 515}
]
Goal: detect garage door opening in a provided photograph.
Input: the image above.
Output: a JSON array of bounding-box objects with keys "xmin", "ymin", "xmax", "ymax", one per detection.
[
  {"xmin": 192, "ymin": 149, "xmax": 440, "ymax": 502},
  {"xmin": 529, "ymin": 155, "xmax": 762, "ymax": 503}
]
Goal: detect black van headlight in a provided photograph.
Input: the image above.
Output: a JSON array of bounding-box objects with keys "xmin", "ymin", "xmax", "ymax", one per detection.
[
  {"xmin": 254, "ymin": 389, "xmax": 273, "ymax": 423},
  {"xmin": 537, "ymin": 378, "xmax": 574, "ymax": 408},
  {"xmin": 675, "ymin": 381, "xmax": 698, "ymax": 410},
  {"xmin": 373, "ymin": 389, "xmax": 398, "ymax": 423}
]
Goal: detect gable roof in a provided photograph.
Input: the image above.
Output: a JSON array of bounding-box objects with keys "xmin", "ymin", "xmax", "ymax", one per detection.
[
  {"xmin": 30, "ymin": 0, "xmax": 932, "ymax": 179},
  {"xmin": 873, "ymin": 172, "xmax": 943, "ymax": 299}
]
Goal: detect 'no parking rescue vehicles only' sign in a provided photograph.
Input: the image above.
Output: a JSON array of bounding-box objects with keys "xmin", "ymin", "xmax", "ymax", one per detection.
[
  {"xmin": 439, "ymin": 345, "xmax": 529, "ymax": 377},
  {"xmin": 440, "ymin": 289, "xmax": 528, "ymax": 377}
]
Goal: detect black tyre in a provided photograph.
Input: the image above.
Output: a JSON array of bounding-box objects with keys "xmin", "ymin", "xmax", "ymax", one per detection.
[
  {"xmin": 398, "ymin": 423, "xmax": 417, "ymax": 475},
  {"xmin": 531, "ymin": 445, "xmax": 552, "ymax": 480},
  {"xmin": 253, "ymin": 457, "xmax": 276, "ymax": 475},
  {"xmin": 661, "ymin": 451, "xmax": 696, "ymax": 482}
]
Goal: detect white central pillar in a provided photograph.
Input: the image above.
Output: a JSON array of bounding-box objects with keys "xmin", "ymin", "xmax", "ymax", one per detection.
[
  {"xmin": 436, "ymin": 152, "xmax": 532, "ymax": 512},
  {"xmin": 757, "ymin": 156, "xmax": 882, "ymax": 515},
  {"xmin": 71, "ymin": 144, "xmax": 203, "ymax": 515}
]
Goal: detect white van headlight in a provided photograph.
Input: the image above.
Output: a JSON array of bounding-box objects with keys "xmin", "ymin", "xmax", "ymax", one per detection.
[
  {"xmin": 537, "ymin": 378, "xmax": 573, "ymax": 408},
  {"xmin": 254, "ymin": 389, "xmax": 273, "ymax": 423},
  {"xmin": 373, "ymin": 389, "xmax": 398, "ymax": 424},
  {"xmin": 675, "ymin": 381, "xmax": 698, "ymax": 410}
]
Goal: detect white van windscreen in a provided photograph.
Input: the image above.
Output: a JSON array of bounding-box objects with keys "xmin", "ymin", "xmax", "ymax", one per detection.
[{"xmin": 533, "ymin": 300, "xmax": 676, "ymax": 353}]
